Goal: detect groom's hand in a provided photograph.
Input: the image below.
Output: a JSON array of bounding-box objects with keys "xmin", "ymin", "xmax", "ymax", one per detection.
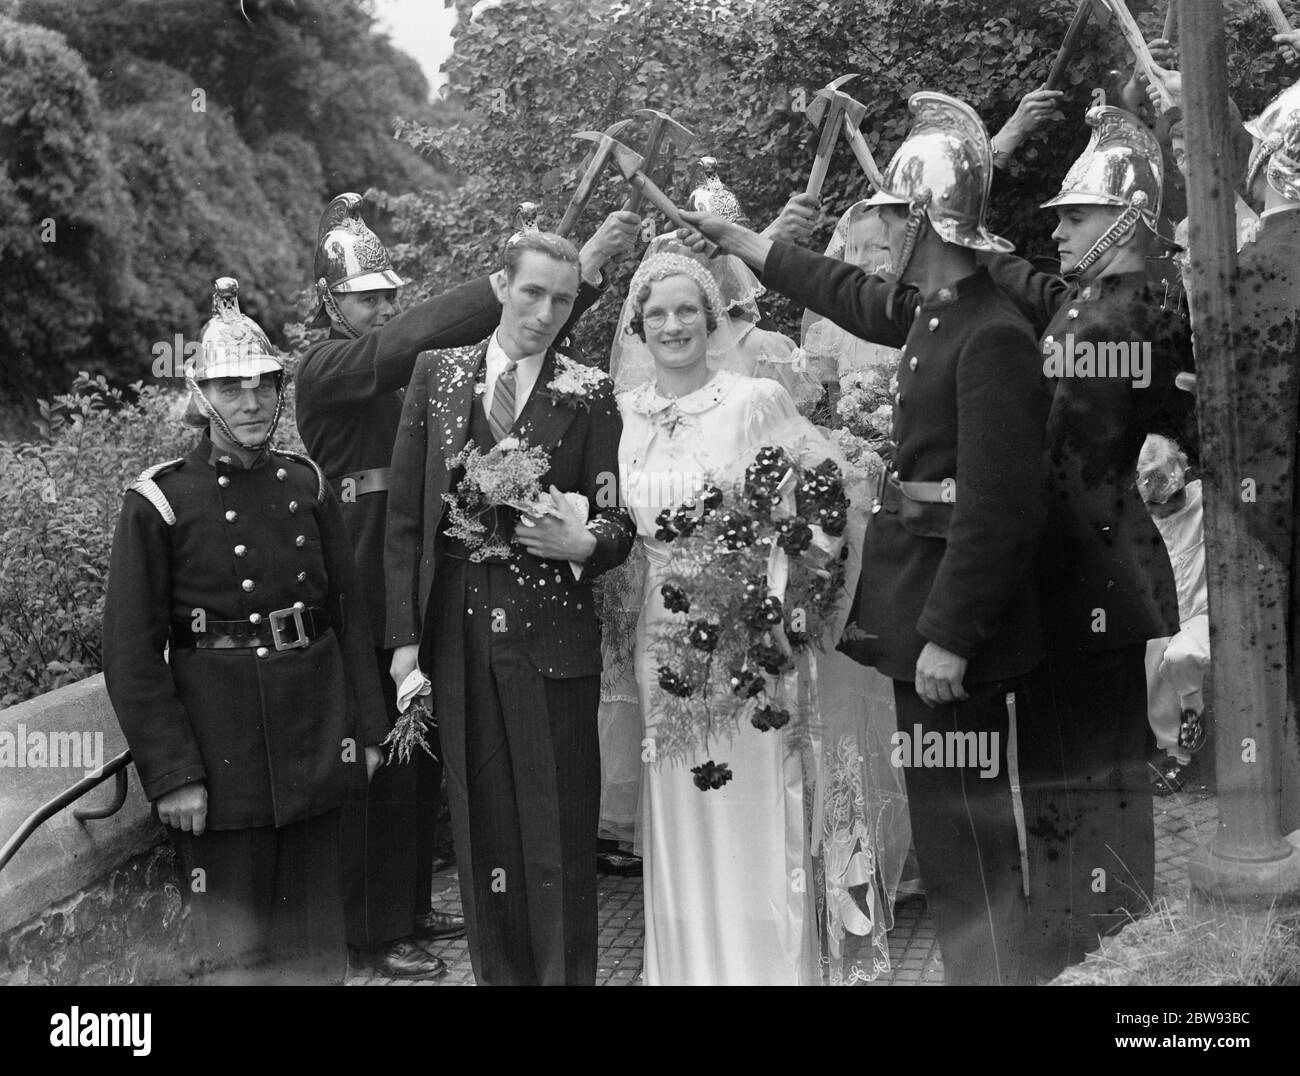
[
  {"xmin": 517, "ymin": 485, "xmax": 598, "ymax": 562},
  {"xmin": 391, "ymin": 644, "xmax": 420, "ymax": 688},
  {"xmin": 914, "ymin": 641, "xmax": 970, "ymax": 708}
]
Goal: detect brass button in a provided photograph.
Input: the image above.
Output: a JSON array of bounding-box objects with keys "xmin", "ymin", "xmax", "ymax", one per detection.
[
  {"xmin": 295, "ymin": 535, "xmax": 306, "ymax": 547},
  {"xmin": 297, "ymin": 571, "xmax": 307, "ymax": 582},
  {"xmin": 234, "ymin": 544, "xmax": 247, "ymax": 557},
  {"xmin": 218, "ymin": 476, "xmax": 231, "ymax": 488},
  {"xmin": 276, "ymin": 468, "xmax": 287, "ymax": 481},
  {"xmin": 909, "ymin": 356, "xmax": 918, "ymax": 371},
  {"xmin": 928, "ymin": 317, "xmax": 939, "ymax": 332},
  {"xmin": 289, "ymin": 500, "xmax": 299, "ymax": 514},
  {"xmin": 249, "ymin": 612, "xmax": 262, "ymax": 625},
  {"xmin": 241, "ymin": 579, "xmax": 255, "ymax": 593},
  {"xmin": 225, "ymin": 510, "xmax": 238, "ymax": 523},
  {"xmin": 255, "ymin": 646, "xmax": 269, "ymax": 659},
  {"xmin": 1066, "ymin": 308, "xmax": 1079, "ymax": 320}
]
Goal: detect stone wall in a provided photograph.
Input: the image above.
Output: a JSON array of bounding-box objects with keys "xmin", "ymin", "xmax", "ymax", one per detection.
[
  {"xmin": 0, "ymin": 842, "xmax": 187, "ymax": 985},
  {"xmin": 0, "ymin": 674, "xmax": 188, "ymax": 984}
]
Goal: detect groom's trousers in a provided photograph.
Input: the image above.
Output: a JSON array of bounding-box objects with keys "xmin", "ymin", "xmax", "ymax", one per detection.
[
  {"xmin": 892, "ymin": 679, "xmax": 1036, "ymax": 986},
  {"xmin": 424, "ymin": 555, "xmax": 601, "ymax": 986}
]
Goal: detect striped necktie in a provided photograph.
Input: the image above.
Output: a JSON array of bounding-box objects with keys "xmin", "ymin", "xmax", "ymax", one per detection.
[{"xmin": 488, "ymin": 358, "xmax": 518, "ymax": 442}]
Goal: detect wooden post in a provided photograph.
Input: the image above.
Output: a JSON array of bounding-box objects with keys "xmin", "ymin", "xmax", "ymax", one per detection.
[{"xmin": 1180, "ymin": 0, "xmax": 1300, "ymax": 908}]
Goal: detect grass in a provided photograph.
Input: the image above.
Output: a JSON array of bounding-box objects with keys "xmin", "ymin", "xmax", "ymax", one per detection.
[{"xmin": 1064, "ymin": 896, "xmax": 1300, "ymax": 986}]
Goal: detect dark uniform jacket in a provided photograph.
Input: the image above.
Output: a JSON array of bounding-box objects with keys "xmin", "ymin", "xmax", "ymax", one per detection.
[
  {"xmin": 385, "ymin": 341, "xmax": 635, "ymax": 677},
  {"xmin": 103, "ymin": 437, "xmax": 388, "ymax": 830},
  {"xmin": 763, "ymin": 241, "xmax": 1049, "ymax": 684},
  {"xmin": 985, "ymin": 257, "xmax": 1190, "ymax": 651},
  {"xmin": 295, "ymin": 276, "xmax": 605, "ymax": 644}
]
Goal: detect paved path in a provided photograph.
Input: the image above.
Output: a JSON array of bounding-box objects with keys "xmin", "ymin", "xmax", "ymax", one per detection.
[{"xmin": 347, "ymin": 773, "xmax": 1217, "ymax": 987}]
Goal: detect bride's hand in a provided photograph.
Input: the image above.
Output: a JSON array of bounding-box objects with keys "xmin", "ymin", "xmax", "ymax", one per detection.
[{"xmin": 517, "ymin": 486, "xmax": 598, "ymax": 562}]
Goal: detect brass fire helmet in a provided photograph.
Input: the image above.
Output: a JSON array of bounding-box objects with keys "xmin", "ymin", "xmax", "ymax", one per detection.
[
  {"xmin": 311, "ymin": 192, "xmax": 406, "ymax": 333},
  {"xmin": 1041, "ymin": 105, "xmax": 1178, "ymax": 275},
  {"xmin": 184, "ymin": 277, "xmax": 285, "ymax": 448},
  {"xmin": 1245, "ymin": 80, "xmax": 1300, "ymax": 202},
  {"xmin": 860, "ymin": 91, "xmax": 1012, "ymax": 272}
]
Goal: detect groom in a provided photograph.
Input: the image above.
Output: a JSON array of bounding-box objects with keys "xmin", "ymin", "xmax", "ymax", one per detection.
[{"xmin": 386, "ymin": 231, "xmax": 635, "ymax": 985}]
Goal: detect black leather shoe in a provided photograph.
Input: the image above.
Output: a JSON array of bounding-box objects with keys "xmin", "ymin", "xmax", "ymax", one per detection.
[
  {"xmin": 371, "ymin": 940, "xmax": 447, "ymax": 979},
  {"xmin": 413, "ymin": 908, "xmax": 466, "ymax": 941}
]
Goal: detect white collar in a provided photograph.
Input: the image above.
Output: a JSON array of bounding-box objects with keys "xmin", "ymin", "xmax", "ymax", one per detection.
[{"xmin": 486, "ymin": 329, "xmax": 546, "ymax": 373}]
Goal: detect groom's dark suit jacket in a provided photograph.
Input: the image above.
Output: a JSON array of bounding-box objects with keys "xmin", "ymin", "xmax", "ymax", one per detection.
[{"xmin": 384, "ymin": 340, "xmax": 635, "ymax": 672}]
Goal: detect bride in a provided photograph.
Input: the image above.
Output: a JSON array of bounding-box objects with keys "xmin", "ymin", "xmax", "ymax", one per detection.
[{"xmin": 613, "ymin": 251, "xmax": 874, "ymax": 985}]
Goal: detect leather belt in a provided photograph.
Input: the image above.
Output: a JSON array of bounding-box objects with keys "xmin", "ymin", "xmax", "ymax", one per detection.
[
  {"xmin": 333, "ymin": 467, "xmax": 390, "ymax": 498},
  {"xmin": 171, "ymin": 605, "xmax": 330, "ymax": 651},
  {"xmin": 882, "ymin": 473, "xmax": 957, "ymax": 510}
]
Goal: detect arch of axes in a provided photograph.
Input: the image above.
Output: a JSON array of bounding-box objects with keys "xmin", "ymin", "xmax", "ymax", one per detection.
[
  {"xmin": 546, "ymin": 75, "xmax": 886, "ymax": 258},
  {"xmin": 543, "ymin": 1, "xmax": 1296, "ymax": 256}
]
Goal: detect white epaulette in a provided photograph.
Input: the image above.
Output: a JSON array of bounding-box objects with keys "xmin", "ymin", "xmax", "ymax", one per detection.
[
  {"xmin": 127, "ymin": 458, "xmax": 185, "ymax": 526},
  {"xmin": 276, "ymin": 450, "xmax": 328, "ymax": 503}
]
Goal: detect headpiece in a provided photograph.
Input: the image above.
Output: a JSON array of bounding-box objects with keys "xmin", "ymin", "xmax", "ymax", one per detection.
[
  {"xmin": 860, "ymin": 91, "xmax": 1011, "ymax": 275},
  {"xmin": 312, "ymin": 192, "xmax": 405, "ymax": 334},
  {"xmin": 1042, "ymin": 105, "xmax": 1176, "ymax": 276},
  {"xmin": 1245, "ymin": 78, "xmax": 1300, "ymax": 197},
  {"xmin": 689, "ymin": 157, "xmax": 749, "ymax": 226},
  {"xmin": 185, "ymin": 278, "xmax": 285, "ymax": 448}
]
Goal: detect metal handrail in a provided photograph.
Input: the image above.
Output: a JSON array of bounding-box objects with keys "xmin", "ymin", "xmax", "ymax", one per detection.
[{"xmin": 0, "ymin": 750, "xmax": 133, "ymax": 875}]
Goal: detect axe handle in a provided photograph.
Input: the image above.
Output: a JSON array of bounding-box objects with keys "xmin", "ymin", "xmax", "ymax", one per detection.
[
  {"xmin": 1046, "ymin": 2, "xmax": 1096, "ymax": 91},
  {"xmin": 623, "ymin": 123, "xmax": 668, "ymax": 216},
  {"xmin": 1258, "ymin": 0, "xmax": 1292, "ymax": 34},
  {"xmin": 625, "ymin": 172, "xmax": 719, "ymax": 257},
  {"xmin": 1100, "ymin": 0, "xmax": 1174, "ymax": 109},
  {"xmin": 843, "ymin": 117, "xmax": 886, "ymax": 190},
  {"xmin": 557, "ymin": 151, "xmax": 613, "ymax": 238},
  {"xmin": 805, "ymin": 112, "xmax": 844, "ymax": 199}
]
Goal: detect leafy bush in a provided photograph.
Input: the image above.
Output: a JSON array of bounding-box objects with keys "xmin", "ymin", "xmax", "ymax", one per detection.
[{"xmin": 0, "ymin": 371, "xmax": 306, "ymax": 706}]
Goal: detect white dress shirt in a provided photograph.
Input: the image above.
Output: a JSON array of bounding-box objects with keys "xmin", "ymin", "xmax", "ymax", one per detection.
[{"xmin": 484, "ymin": 329, "xmax": 546, "ymax": 421}]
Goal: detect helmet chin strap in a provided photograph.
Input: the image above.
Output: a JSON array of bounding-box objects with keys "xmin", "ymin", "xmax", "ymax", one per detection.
[
  {"xmin": 1065, "ymin": 204, "xmax": 1144, "ymax": 281},
  {"xmin": 187, "ymin": 376, "xmax": 286, "ymax": 452},
  {"xmin": 319, "ymin": 281, "xmax": 361, "ymax": 339},
  {"xmin": 890, "ymin": 195, "xmax": 932, "ymax": 280},
  {"xmin": 1247, "ymin": 134, "xmax": 1282, "ymax": 202}
]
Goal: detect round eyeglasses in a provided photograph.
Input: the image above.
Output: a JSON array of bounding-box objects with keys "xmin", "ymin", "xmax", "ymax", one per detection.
[{"xmin": 643, "ymin": 304, "xmax": 703, "ymax": 330}]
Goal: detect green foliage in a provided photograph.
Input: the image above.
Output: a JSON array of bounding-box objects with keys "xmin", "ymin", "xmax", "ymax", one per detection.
[
  {"xmin": 3, "ymin": 0, "xmax": 454, "ymax": 403},
  {"xmin": 385, "ymin": 0, "xmax": 1300, "ymax": 366},
  {"xmin": 0, "ymin": 15, "xmax": 138, "ymax": 400},
  {"xmin": 0, "ymin": 371, "xmax": 306, "ymax": 705},
  {"xmin": 381, "ymin": 0, "xmax": 1127, "ymax": 364}
]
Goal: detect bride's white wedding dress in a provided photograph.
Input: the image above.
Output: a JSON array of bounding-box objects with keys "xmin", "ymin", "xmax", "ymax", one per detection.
[{"xmin": 618, "ymin": 369, "xmax": 820, "ymax": 986}]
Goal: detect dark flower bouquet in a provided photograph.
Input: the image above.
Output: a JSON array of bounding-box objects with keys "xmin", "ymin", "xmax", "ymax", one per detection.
[{"xmin": 647, "ymin": 444, "xmax": 851, "ymax": 787}]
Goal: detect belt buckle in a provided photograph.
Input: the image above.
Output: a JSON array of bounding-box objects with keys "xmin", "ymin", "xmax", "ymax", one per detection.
[{"xmin": 268, "ymin": 605, "xmax": 308, "ymax": 651}]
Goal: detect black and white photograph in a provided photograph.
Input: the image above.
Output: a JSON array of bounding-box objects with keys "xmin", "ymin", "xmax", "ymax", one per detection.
[{"xmin": 0, "ymin": 0, "xmax": 1295, "ymax": 1037}]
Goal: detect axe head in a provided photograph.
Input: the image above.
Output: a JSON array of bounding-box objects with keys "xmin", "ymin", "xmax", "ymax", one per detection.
[
  {"xmin": 1088, "ymin": 0, "xmax": 1112, "ymax": 27},
  {"xmin": 608, "ymin": 141, "xmax": 647, "ymax": 181},
  {"xmin": 633, "ymin": 107, "xmax": 697, "ymax": 148},
  {"xmin": 805, "ymin": 73, "xmax": 859, "ymax": 127}
]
